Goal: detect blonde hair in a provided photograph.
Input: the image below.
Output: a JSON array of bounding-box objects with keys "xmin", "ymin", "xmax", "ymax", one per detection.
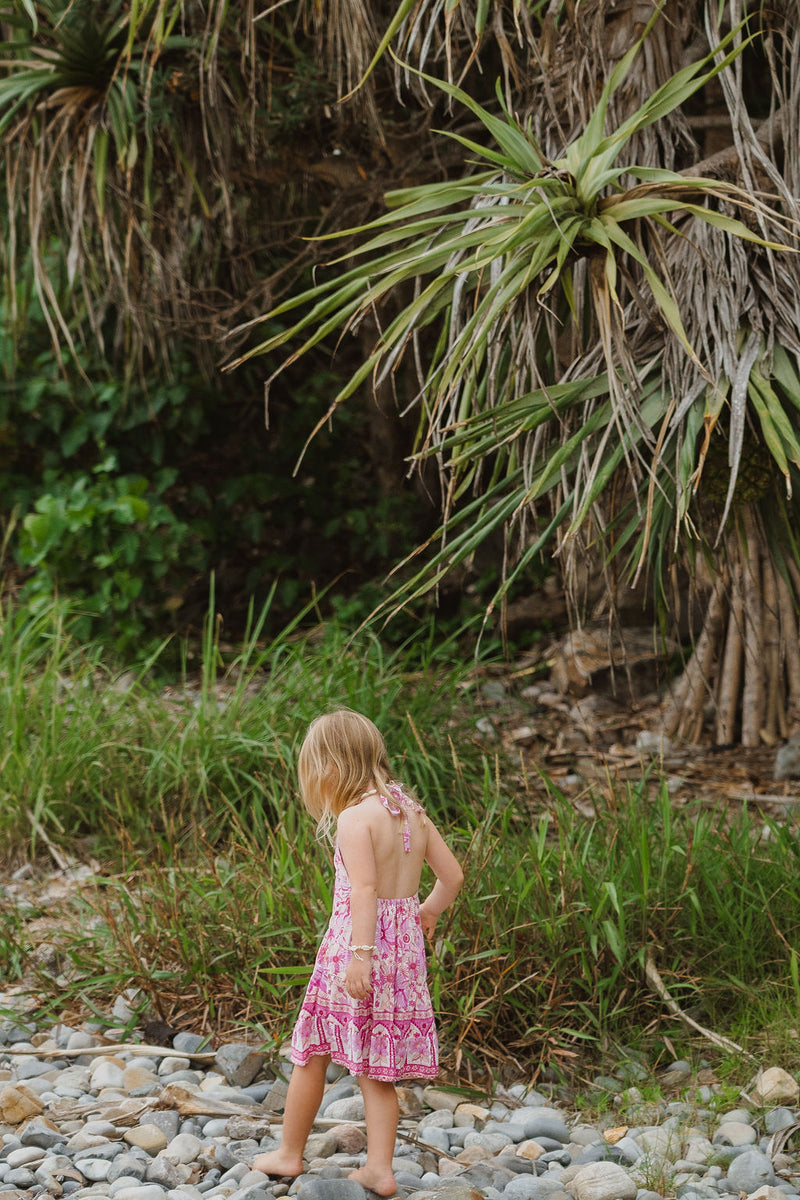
[{"xmin": 298, "ymin": 709, "xmax": 407, "ymax": 840}]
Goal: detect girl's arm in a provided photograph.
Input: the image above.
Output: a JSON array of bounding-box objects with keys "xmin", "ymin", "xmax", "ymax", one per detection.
[
  {"xmin": 419, "ymin": 821, "xmax": 463, "ymax": 939},
  {"xmin": 337, "ymin": 808, "xmax": 378, "ymax": 1000}
]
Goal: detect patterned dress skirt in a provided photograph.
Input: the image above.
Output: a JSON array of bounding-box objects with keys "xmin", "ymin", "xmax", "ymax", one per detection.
[{"xmin": 291, "ymin": 846, "xmax": 438, "ymax": 1082}]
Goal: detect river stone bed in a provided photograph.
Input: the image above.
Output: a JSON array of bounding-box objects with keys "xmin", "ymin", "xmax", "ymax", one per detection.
[{"xmin": 0, "ymin": 1007, "xmax": 798, "ymax": 1200}]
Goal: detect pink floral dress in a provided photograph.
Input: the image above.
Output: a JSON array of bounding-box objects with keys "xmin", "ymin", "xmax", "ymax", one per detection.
[{"xmin": 290, "ymin": 786, "xmax": 438, "ymax": 1081}]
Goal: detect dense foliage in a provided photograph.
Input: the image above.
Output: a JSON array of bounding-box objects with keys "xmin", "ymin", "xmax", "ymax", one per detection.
[{"xmin": 3, "ymin": 0, "xmax": 800, "ymax": 743}]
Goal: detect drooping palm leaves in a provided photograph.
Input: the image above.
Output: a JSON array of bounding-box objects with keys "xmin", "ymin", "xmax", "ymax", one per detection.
[
  {"xmin": 230, "ymin": 2, "xmax": 800, "ymax": 744},
  {"xmin": 0, "ymin": 0, "xmax": 346, "ymax": 365}
]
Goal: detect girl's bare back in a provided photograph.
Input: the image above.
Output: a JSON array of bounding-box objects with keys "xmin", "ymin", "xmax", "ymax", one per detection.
[{"xmin": 338, "ymin": 790, "xmax": 427, "ymax": 897}]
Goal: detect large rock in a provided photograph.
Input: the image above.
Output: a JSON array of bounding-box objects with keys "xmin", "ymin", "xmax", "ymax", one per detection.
[
  {"xmin": 726, "ymin": 1151, "xmax": 776, "ymax": 1194},
  {"xmin": 304, "ymin": 1131, "xmax": 339, "ymax": 1159},
  {"xmin": 713, "ymin": 1122, "xmax": 757, "ymax": 1147},
  {"xmin": 504, "ymin": 1177, "xmax": 568, "ymax": 1200},
  {"xmin": 421, "ymin": 1086, "xmax": 463, "ymax": 1111},
  {"xmin": 123, "ymin": 1124, "xmax": 169, "ymax": 1154},
  {"xmin": 330, "ymin": 1124, "xmax": 367, "ymax": 1154},
  {"xmin": 0, "ymin": 1084, "xmax": 44, "ymax": 1125},
  {"xmin": 571, "ymin": 1161, "xmax": 638, "ymax": 1200},
  {"xmin": 323, "ymin": 1096, "xmax": 365, "ymax": 1122},
  {"xmin": 19, "ymin": 1116, "xmax": 63, "ymax": 1149},
  {"xmin": 751, "ymin": 1068, "xmax": 799, "ymax": 1107},
  {"xmin": 226, "ymin": 1116, "xmax": 272, "ymax": 1140},
  {"xmin": 214, "ymin": 1044, "xmax": 266, "ymax": 1088},
  {"xmin": 145, "ymin": 1154, "xmax": 191, "ymax": 1188}
]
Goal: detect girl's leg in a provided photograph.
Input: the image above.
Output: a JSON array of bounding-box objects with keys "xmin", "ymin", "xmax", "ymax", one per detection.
[
  {"xmin": 348, "ymin": 1077, "xmax": 399, "ymax": 1197},
  {"xmin": 253, "ymin": 1055, "xmax": 330, "ymax": 1177}
]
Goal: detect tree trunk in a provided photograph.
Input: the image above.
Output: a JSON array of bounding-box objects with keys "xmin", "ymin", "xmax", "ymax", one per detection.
[{"xmin": 662, "ymin": 504, "xmax": 800, "ymax": 744}]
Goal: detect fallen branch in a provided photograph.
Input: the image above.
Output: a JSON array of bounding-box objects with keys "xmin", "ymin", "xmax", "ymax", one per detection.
[
  {"xmin": 644, "ymin": 948, "xmax": 757, "ymax": 1061},
  {"xmin": 44, "ymin": 1084, "xmax": 269, "ymax": 1125},
  {"xmin": 1, "ymin": 1042, "xmax": 216, "ymax": 1062},
  {"xmin": 154, "ymin": 1083, "xmax": 269, "ymax": 1117}
]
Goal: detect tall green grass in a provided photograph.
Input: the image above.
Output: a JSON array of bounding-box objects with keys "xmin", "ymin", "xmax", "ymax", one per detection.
[
  {"xmin": 2, "ymin": 594, "xmax": 800, "ymax": 1078},
  {"xmin": 0, "ymin": 592, "xmax": 477, "ymax": 855}
]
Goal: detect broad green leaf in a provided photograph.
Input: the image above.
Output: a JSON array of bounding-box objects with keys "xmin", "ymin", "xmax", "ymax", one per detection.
[
  {"xmin": 20, "ymin": 0, "xmax": 37, "ymax": 32},
  {"xmin": 680, "ymin": 202, "xmax": 793, "ymax": 251},
  {"xmin": 599, "ymin": 217, "xmax": 698, "ymax": 362},
  {"xmin": 93, "ymin": 127, "xmax": 109, "ymax": 220},
  {"xmin": 748, "ymin": 379, "xmax": 791, "ymax": 484},
  {"xmin": 391, "ymin": 63, "xmax": 545, "ymax": 176},
  {"xmin": 751, "ymin": 371, "xmax": 800, "ymax": 468},
  {"xmin": 772, "ymin": 345, "xmax": 800, "ymax": 415},
  {"xmin": 578, "ymin": 4, "xmax": 665, "ymax": 161}
]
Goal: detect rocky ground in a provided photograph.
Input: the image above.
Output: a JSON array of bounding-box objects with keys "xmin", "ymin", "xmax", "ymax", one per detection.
[
  {"xmin": 471, "ymin": 650, "xmax": 800, "ymax": 819},
  {"xmin": 0, "ymin": 1001, "xmax": 799, "ymax": 1200}
]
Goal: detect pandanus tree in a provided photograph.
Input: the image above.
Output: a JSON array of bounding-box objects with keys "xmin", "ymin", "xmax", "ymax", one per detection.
[
  {"xmin": 0, "ymin": 0, "xmax": 403, "ymax": 367},
  {"xmin": 3, "ymin": 0, "xmax": 800, "ymax": 747},
  {"xmin": 229, "ymin": 1, "xmax": 800, "ymax": 747}
]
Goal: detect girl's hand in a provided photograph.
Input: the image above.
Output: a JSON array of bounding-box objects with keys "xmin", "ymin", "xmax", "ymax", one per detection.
[
  {"xmin": 344, "ymin": 953, "xmax": 373, "ymax": 1000},
  {"xmin": 419, "ymin": 901, "xmax": 437, "ymax": 939}
]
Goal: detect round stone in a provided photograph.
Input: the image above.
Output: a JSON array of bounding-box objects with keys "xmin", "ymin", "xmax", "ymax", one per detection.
[
  {"xmin": 114, "ymin": 1187, "xmax": 169, "ymax": 1200},
  {"xmin": 714, "ymin": 1123, "xmax": 758, "ymax": 1147},
  {"xmin": 6, "ymin": 1146, "xmax": 46, "ymax": 1167},
  {"xmin": 79, "ymin": 1159, "xmax": 113, "ymax": 1182},
  {"xmin": 173, "ymin": 1034, "xmax": 207, "ymax": 1055},
  {"xmin": 66, "ymin": 1032, "xmax": 98, "ymax": 1052},
  {"xmin": 504, "ymin": 1178, "xmax": 551, "ymax": 1200},
  {"xmin": 5, "ymin": 1167, "xmax": 37, "ymax": 1187},
  {"xmin": 124, "ymin": 1067, "xmax": 160, "ymax": 1092},
  {"xmin": 295, "ymin": 1183, "xmax": 366, "ymax": 1200},
  {"xmin": 462, "ymin": 1131, "xmax": 513, "ymax": 1154},
  {"xmin": 752, "ymin": 1070, "xmax": 800, "ymax": 1108},
  {"xmin": 124, "ymin": 1125, "xmax": 170, "ymax": 1154},
  {"xmin": 484, "ymin": 1120, "xmax": 528, "ymax": 1142},
  {"xmin": 421, "ymin": 1088, "xmax": 461, "ymax": 1112},
  {"xmin": 571, "ymin": 1162, "xmax": 638, "ymax": 1200},
  {"xmin": 163, "ymin": 1134, "xmax": 204, "ymax": 1165},
  {"xmin": 418, "ymin": 1127, "xmax": 451, "ymax": 1153},
  {"xmin": 108, "ymin": 1155, "xmax": 149, "ymax": 1183},
  {"xmin": 766, "ymin": 1109, "xmax": 797, "ymax": 1134},
  {"xmin": 158, "ymin": 1058, "xmax": 192, "ymax": 1077},
  {"xmin": 321, "ymin": 1097, "xmax": 365, "ymax": 1122},
  {"xmin": 418, "ymin": 1110, "xmax": 455, "ymax": 1130},
  {"xmin": 726, "ymin": 1151, "xmax": 776, "ymax": 1194},
  {"xmin": 329, "ymin": 1125, "xmax": 366, "ymax": 1155},
  {"xmin": 91, "ymin": 1061, "xmax": 126, "ymax": 1091}
]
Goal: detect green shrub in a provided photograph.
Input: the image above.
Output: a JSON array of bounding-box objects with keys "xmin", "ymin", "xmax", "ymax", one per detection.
[{"xmin": 17, "ymin": 460, "xmax": 195, "ymax": 651}]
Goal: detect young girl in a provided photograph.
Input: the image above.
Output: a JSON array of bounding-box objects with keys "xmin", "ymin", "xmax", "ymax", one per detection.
[{"xmin": 254, "ymin": 709, "xmax": 463, "ymax": 1197}]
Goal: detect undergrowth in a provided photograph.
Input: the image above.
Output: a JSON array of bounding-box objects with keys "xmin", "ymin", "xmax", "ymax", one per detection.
[{"xmin": 2, "ymin": 595, "xmax": 800, "ymax": 1080}]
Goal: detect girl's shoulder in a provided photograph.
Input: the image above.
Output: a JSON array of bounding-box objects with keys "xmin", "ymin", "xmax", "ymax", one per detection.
[{"xmin": 386, "ymin": 781, "xmax": 426, "ymax": 815}]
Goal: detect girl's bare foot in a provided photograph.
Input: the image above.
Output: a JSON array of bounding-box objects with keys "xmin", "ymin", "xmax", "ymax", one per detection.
[
  {"xmin": 253, "ymin": 1150, "xmax": 303, "ymax": 1178},
  {"xmin": 347, "ymin": 1166, "xmax": 397, "ymax": 1196}
]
